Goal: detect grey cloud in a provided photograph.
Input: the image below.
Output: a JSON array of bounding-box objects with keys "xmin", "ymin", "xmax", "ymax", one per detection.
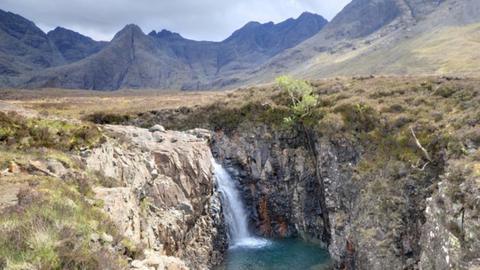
[{"xmin": 1, "ymin": 0, "xmax": 351, "ymax": 41}]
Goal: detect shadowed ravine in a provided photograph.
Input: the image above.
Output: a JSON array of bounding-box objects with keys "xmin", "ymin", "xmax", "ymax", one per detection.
[{"xmin": 212, "ymin": 159, "xmax": 332, "ymax": 269}]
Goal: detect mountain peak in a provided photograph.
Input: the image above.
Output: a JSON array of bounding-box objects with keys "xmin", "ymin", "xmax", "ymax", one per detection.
[
  {"xmin": 47, "ymin": 26, "xmax": 95, "ymax": 41},
  {"xmin": 148, "ymin": 29, "xmax": 183, "ymax": 40},
  {"xmin": 113, "ymin": 24, "xmax": 144, "ymax": 40},
  {"xmin": 298, "ymin": 11, "xmax": 318, "ymax": 19},
  {"xmin": 50, "ymin": 26, "xmax": 68, "ymax": 32},
  {"xmin": 295, "ymin": 12, "xmax": 328, "ymax": 26}
]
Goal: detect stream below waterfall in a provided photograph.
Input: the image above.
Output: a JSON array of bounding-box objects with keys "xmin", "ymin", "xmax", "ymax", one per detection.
[{"xmin": 212, "ymin": 159, "xmax": 331, "ymax": 270}]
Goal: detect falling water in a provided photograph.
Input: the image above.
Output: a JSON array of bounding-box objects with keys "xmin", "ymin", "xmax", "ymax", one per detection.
[{"xmin": 212, "ymin": 159, "xmax": 269, "ymax": 248}]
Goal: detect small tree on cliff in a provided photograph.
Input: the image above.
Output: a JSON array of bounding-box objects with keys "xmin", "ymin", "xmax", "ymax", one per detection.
[
  {"xmin": 276, "ymin": 75, "xmax": 331, "ymax": 244},
  {"xmin": 276, "ymin": 75, "xmax": 318, "ymax": 127}
]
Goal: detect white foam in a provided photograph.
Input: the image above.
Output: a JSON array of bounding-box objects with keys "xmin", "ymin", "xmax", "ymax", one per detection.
[{"xmin": 229, "ymin": 237, "xmax": 271, "ymax": 249}]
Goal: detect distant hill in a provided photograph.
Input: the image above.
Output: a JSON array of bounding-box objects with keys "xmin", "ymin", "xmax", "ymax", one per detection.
[
  {"xmin": 1, "ymin": 0, "xmax": 480, "ymax": 90},
  {"xmin": 47, "ymin": 27, "xmax": 107, "ymax": 63},
  {"xmin": 0, "ymin": 10, "xmax": 327, "ymax": 90},
  {"xmin": 242, "ymin": 0, "xmax": 480, "ymax": 85},
  {"xmin": 0, "ymin": 9, "xmax": 64, "ymax": 85}
]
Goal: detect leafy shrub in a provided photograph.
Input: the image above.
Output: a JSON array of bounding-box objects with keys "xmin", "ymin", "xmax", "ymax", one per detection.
[
  {"xmin": 276, "ymin": 75, "xmax": 319, "ymax": 127},
  {"xmin": 0, "ymin": 112, "xmax": 102, "ymax": 151},
  {"xmin": 85, "ymin": 112, "xmax": 131, "ymax": 125},
  {"xmin": 434, "ymin": 86, "xmax": 456, "ymax": 98},
  {"xmin": 334, "ymin": 103, "xmax": 379, "ymax": 133}
]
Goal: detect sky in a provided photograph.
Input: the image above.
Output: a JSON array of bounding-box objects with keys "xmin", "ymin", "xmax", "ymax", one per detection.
[{"xmin": 1, "ymin": 0, "xmax": 351, "ymax": 42}]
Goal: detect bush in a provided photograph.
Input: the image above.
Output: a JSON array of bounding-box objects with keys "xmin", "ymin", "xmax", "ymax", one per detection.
[
  {"xmin": 334, "ymin": 103, "xmax": 379, "ymax": 133},
  {"xmin": 317, "ymin": 113, "xmax": 345, "ymax": 135},
  {"xmin": 276, "ymin": 75, "xmax": 318, "ymax": 127},
  {"xmin": 0, "ymin": 112, "xmax": 102, "ymax": 151},
  {"xmin": 85, "ymin": 112, "xmax": 131, "ymax": 125},
  {"xmin": 434, "ymin": 86, "xmax": 456, "ymax": 98},
  {"xmin": 0, "ymin": 178, "xmax": 127, "ymax": 269}
]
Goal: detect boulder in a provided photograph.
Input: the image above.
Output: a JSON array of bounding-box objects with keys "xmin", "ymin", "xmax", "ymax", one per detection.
[{"xmin": 149, "ymin": 125, "xmax": 166, "ymax": 133}]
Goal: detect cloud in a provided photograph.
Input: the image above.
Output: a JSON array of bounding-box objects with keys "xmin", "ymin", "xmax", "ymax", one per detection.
[{"xmin": 1, "ymin": 0, "xmax": 351, "ymax": 41}]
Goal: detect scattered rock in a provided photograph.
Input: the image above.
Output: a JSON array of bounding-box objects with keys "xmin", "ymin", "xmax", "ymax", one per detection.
[
  {"xmin": 80, "ymin": 149, "xmax": 92, "ymax": 158},
  {"xmin": 46, "ymin": 159, "xmax": 68, "ymax": 176},
  {"xmin": 131, "ymin": 260, "xmax": 144, "ymax": 269},
  {"xmin": 8, "ymin": 161, "xmax": 20, "ymax": 174},
  {"xmin": 100, "ymin": 232, "xmax": 114, "ymax": 243},
  {"xmin": 90, "ymin": 233, "xmax": 100, "ymax": 242},
  {"xmin": 186, "ymin": 129, "xmax": 211, "ymax": 140},
  {"xmin": 149, "ymin": 125, "xmax": 166, "ymax": 133},
  {"xmin": 153, "ymin": 132, "xmax": 165, "ymax": 142},
  {"xmin": 29, "ymin": 160, "xmax": 57, "ymax": 177}
]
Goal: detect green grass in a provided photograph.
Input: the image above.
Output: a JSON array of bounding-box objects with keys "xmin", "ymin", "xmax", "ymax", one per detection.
[
  {"xmin": 0, "ymin": 177, "xmax": 127, "ymax": 270},
  {"xmin": 0, "ymin": 112, "xmax": 103, "ymax": 151}
]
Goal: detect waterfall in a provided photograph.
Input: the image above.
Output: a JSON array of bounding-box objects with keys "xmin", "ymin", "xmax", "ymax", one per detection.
[{"xmin": 212, "ymin": 159, "xmax": 269, "ymax": 248}]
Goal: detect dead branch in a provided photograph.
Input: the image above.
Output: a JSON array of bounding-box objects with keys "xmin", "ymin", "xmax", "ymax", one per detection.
[
  {"xmin": 411, "ymin": 160, "xmax": 430, "ymax": 171},
  {"xmin": 410, "ymin": 127, "xmax": 432, "ymax": 162}
]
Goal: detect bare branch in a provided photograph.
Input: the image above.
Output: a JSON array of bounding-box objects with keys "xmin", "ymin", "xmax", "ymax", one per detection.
[
  {"xmin": 411, "ymin": 161, "xmax": 430, "ymax": 171},
  {"xmin": 410, "ymin": 127, "xmax": 432, "ymax": 162}
]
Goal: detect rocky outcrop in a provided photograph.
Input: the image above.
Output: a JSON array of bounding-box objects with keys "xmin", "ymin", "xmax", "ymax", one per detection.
[
  {"xmin": 211, "ymin": 127, "xmax": 359, "ymax": 250},
  {"xmin": 419, "ymin": 159, "xmax": 480, "ymax": 269},
  {"xmin": 211, "ymin": 123, "xmax": 477, "ymax": 270},
  {"xmin": 84, "ymin": 125, "xmax": 227, "ymax": 269}
]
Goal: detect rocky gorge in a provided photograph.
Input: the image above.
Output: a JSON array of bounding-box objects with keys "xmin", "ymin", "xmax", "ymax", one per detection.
[
  {"xmin": 99, "ymin": 76, "xmax": 480, "ymax": 269},
  {"xmin": 88, "ymin": 113, "xmax": 479, "ymax": 269},
  {"xmin": 1, "ymin": 76, "xmax": 479, "ymax": 270}
]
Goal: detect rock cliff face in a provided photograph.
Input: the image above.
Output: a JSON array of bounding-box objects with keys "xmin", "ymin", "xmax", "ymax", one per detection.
[
  {"xmin": 211, "ymin": 123, "xmax": 478, "ymax": 270},
  {"xmin": 211, "ymin": 126, "xmax": 361, "ymax": 264},
  {"xmin": 419, "ymin": 159, "xmax": 480, "ymax": 269},
  {"xmin": 85, "ymin": 125, "xmax": 227, "ymax": 269}
]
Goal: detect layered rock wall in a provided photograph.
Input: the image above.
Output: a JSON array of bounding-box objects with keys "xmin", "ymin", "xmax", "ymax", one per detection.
[
  {"xmin": 85, "ymin": 125, "xmax": 226, "ymax": 269},
  {"xmin": 211, "ymin": 124, "xmax": 479, "ymax": 270}
]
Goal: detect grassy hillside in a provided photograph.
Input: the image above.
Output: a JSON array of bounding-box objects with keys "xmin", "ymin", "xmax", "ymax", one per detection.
[{"xmin": 298, "ymin": 23, "xmax": 480, "ymax": 78}]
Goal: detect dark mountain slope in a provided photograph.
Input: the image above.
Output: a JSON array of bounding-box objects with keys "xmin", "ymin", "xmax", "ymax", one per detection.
[
  {"xmin": 17, "ymin": 12, "xmax": 327, "ymax": 90},
  {"xmin": 25, "ymin": 25, "xmax": 192, "ymax": 90},
  {"xmin": 47, "ymin": 27, "xmax": 107, "ymax": 62},
  {"xmin": 0, "ymin": 9, "xmax": 112, "ymax": 87},
  {"xmin": 0, "ymin": 9, "xmax": 64, "ymax": 84}
]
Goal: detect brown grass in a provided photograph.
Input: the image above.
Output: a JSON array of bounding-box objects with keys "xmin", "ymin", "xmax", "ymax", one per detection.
[{"xmin": 0, "ymin": 88, "xmax": 231, "ymax": 119}]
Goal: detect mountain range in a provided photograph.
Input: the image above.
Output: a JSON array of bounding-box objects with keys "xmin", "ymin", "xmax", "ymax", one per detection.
[
  {"xmin": 0, "ymin": 10, "xmax": 327, "ymax": 90},
  {"xmin": 1, "ymin": 0, "xmax": 480, "ymax": 90}
]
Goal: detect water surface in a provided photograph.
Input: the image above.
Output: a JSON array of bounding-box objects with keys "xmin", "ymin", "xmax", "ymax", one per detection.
[{"xmin": 216, "ymin": 238, "xmax": 332, "ymax": 270}]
